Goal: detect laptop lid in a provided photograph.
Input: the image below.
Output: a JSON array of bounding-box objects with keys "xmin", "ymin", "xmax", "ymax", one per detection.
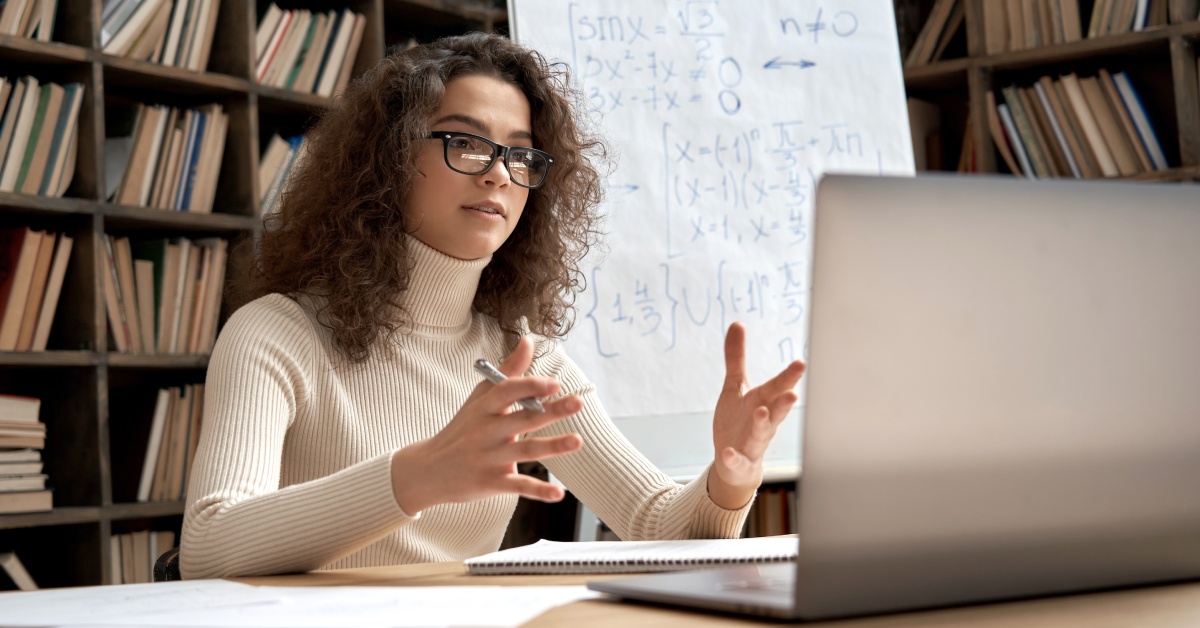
[
  {"xmin": 794, "ymin": 173, "xmax": 1200, "ymax": 618},
  {"xmin": 590, "ymin": 174, "xmax": 1200, "ymax": 621}
]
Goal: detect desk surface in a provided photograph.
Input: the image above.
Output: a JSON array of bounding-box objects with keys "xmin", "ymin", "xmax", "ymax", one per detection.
[{"xmin": 237, "ymin": 561, "xmax": 1200, "ymax": 627}]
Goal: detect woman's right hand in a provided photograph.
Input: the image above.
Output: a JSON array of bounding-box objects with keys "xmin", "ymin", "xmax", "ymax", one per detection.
[{"xmin": 389, "ymin": 336, "xmax": 583, "ymax": 514}]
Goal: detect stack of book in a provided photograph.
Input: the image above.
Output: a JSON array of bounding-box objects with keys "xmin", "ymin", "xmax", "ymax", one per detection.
[
  {"xmin": 258, "ymin": 133, "xmax": 306, "ymax": 216},
  {"xmin": 904, "ymin": 0, "xmax": 964, "ymax": 67},
  {"xmin": 0, "ymin": 394, "xmax": 51, "ymax": 515},
  {"xmin": 100, "ymin": 234, "xmax": 227, "ymax": 355},
  {"xmin": 0, "ymin": 78, "xmax": 85, "ymax": 198},
  {"xmin": 138, "ymin": 384, "xmax": 204, "ymax": 502},
  {"xmin": 100, "ymin": 0, "xmax": 219, "ymax": 68},
  {"xmin": 0, "ymin": 227, "xmax": 74, "ymax": 352},
  {"xmin": 0, "ymin": 0, "xmax": 55, "ymax": 40},
  {"xmin": 104, "ymin": 102, "xmax": 228, "ymax": 213},
  {"xmin": 990, "ymin": 70, "xmax": 1167, "ymax": 179},
  {"xmin": 110, "ymin": 530, "xmax": 175, "ymax": 584},
  {"xmin": 254, "ymin": 4, "xmax": 366, "ymax": 97},
  {"xmin": 981, "ymin": 0, "xmax": 1169, "ymax": 55}
]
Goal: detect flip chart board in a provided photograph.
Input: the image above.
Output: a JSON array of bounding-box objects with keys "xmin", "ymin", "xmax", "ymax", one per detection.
[{"xmin": 511, "ymin": 0, "xmax": 914, "ymax": 478}]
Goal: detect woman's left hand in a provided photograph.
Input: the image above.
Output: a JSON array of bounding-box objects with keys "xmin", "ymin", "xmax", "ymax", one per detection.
[{"xmin": 708, "ymin": 322, "xmax": 806, "ymax": 510}]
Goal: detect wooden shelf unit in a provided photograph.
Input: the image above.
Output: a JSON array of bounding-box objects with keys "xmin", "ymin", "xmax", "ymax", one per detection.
[
  {"xmin": 0, "ymin": 0, "xmax": 506, "ymax": 588},
  {"xmin": 902, "ymin": 0, "xmax": 1200, "ymax": 181}
]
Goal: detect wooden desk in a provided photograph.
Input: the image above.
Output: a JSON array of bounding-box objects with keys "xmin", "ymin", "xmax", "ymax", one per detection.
[{"xmin": 238, "ymin": 561, "xmax": 1200, "ymax": 627}]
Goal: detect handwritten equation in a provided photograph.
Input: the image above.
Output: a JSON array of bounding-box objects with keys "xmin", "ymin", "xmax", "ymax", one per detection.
[{"xmin": 516, "ymin": 0, "xmax": 912, "ymax": 416}]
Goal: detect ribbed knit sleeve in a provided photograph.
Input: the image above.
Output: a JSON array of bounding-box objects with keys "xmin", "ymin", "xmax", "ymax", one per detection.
[
  {"xmin": 529, "ymin": 343, "xmax": 753, "ymax": 541},
  {"xmin": 181, "ymin": 295, "xmax": 413, "ymax": 579}
]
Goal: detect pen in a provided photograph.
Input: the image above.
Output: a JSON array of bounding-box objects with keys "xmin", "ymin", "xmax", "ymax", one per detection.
[{"xmin": 473, "ymin": 359, "xmax": 546, "ymax": 413}]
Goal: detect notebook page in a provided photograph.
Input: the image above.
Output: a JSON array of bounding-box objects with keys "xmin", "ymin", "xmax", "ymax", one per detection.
[{"xmin": 466, "ymin": 537, "xmax": 798, "ymax": 575}]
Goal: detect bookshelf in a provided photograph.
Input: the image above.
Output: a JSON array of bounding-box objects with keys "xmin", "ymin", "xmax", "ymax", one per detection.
[
  {"xmin": 0, "ymin": 0, "xmax": 508, "ymax": 589},
  {"xmin": 901, "ymin": 0, "xmax": 1200, "ymax": 181}
]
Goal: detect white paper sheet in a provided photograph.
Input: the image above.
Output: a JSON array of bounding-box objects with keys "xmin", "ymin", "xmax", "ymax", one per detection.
[
  {"xmin": 0, "ymin": 581, "xmax": 598, "ymax": 628},
  {"xmin": 0, "ymin": 580, "xmax": 281, "ymax": 626}
]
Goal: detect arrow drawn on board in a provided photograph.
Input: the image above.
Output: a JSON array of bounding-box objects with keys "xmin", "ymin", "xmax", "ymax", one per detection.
[
  {"xmin": 603, "ymin": 183, "xmax": 640, "ymax": 196},
  {"xmin": 763, "ymin": 57, "xmax": 817, "ymax": 70}
]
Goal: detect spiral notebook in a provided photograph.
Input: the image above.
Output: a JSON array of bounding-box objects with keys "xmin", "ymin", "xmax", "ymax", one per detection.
[{"xmin": 464, "ymin": 537, "xmax": 798, "ymax": 575}]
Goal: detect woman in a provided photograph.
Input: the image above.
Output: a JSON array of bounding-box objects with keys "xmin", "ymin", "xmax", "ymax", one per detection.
[{"xmin": 181, "ymin": 32, "xmax": 805, "ymax": 579}]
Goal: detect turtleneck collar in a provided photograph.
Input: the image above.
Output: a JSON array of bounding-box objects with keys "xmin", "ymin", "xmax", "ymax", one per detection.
[{"xmin": 401, "ymin": 236, "xmax": 492, "ymax": 330}]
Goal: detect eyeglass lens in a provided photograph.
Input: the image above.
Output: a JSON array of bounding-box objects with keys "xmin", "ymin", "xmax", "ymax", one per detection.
[{"xmin": 445, "ymin": 135, "xmax": 549, "ymax": 187}]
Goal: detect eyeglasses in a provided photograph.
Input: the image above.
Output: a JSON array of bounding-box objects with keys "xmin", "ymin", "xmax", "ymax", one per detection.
[{"xmin": 429, "ymin": 131, "xmax": 555, "ymax": 189}]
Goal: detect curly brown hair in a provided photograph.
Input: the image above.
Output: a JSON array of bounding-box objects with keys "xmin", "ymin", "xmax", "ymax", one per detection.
[{"xmin": 232, "ymin": 33, "xmax": 606, "ymax": 363}]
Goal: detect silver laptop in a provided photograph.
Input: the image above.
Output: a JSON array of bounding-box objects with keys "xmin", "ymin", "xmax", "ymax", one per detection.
[{"xmin": 588, "ymin": 173, "xmax": 1200, "ymax": 620}]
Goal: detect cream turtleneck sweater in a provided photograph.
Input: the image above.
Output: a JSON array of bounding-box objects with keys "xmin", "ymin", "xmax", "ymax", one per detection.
[{"xmin": 181, "ymin": 238, "xmax": 752, "ymax": 579}]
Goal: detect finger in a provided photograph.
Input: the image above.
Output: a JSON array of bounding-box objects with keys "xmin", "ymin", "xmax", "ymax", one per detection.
[
  {"xmin": 499, "ymin": 336, "xmax": 535, "ymax": 378},
  {"xmin": 753, "ymin": 360, "xmax": 807, "ymax": 400},
  {"xmin": 766, "ymin": 390, "xmax": 799, "ymax": 426},
  {"xmin": 720, "ymin": 446, "xmax": 753, "ymax": 473},
  {"xmin": 505, "ymin": 474, "xmax": 567, "ymax": 502},
  {"xmin": 739, "ymin": 407, "xmax": 775, "ymax": 461},
  {"xmin": 510, "ymin": 433, "xmax": 583, "ymax": 462},
  {"xmin": 483, "ymin": 377, "xmax": 561, "ymax": 414},
  {"xmin": 723, "ymin": 322, "xmax": 748, "ymax": 390},
  {"xmin": 504, "ymin": 395, "xmax": 583, "ymax": 436}
]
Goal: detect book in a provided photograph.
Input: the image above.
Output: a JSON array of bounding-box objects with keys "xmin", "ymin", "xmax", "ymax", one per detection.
[
  {"xmin": 266, "ymin": 9, "xmax": 310, "ymax": 88},
  {"xmin": 905, "ymin": 0, "xmax": 958, "ymax": 67},
  {"xmin": 1017, "ymin": 85, "xmax": 1067, "ymax": 176},
  {"xmin": 0, "ymin": 76, "xmax": 40, "ymax": 193},
  {"xmin": 1098, "ymin": 68, "xmax": 1153, "ymax": 172},
  {"xmin": 997, "ymin": 102, "xmax": 1035, "ymax": 177},
  {"xmin": 0, "ymin": 552, "xmax": 38, "ymax": 590},
  {"xmin": 0, "ymin": 449, "xmax": 39, "ymax": 463},
  {"xmin": 16, "ymin": 82, "xmax": 65, "ymax": 195},
  {"xmin": 103, "ymin": 0, "xmax": 165, "ymax": 57},
  {"xmin": 1060, "ymin": 0, "xmax": 1083, "ymax": 42},
  {"xmin": 137, "ymin": 388, "xmax": 170, "ymax": 502},
  {"xmin": 294, "ymin": 12, "xmax": 333, "ymax": 93},
  {"xmin": 465, "ymin": 537, "xmax": 798, "ymax": 575},
  {"xmin": 0, "ymin": 394, "xmax": 39, "ymax": 423},
  {"xmin": 1049, "ymin": 76, "xmax": 1101, "ymax": 178},
  {"xmin": 0, "ymin": 490, "xmax": 50, "ymax": 514},
  {"xmin": 189, "ymin": 0, "xmax": 221, "ymax": 71},
  {"xmin": 0, "ymin": 435, "xmax": 44, "ymax": 448},
  {"xmin": 986, "ymin": 91, "xmax": 1022, "ymax": 175},
  {"xmin": 173, "ymin": 0, "xmax": 202, "ymax": 68},
  {"xmin": 1001, "ymin": 85, "xmax": 1050, "ymax": 177},
  {"xmin": 1060, "ymin": 73, "xmax": 1119, "ymax": 177},
  {"xmin": 111, "ymin": 102, "xmax": 149, "ymax": 205},
  {"xmin": 134, "ymin": 258, "xmax": 155, "ymax": 353},
  {"xmin": 1032, "ymin": 81, "xmax": 1081, "ymax": 178},
  {"xmin": 254, "ymin": 3, "xmax": 283, "ymax": 62},
  {"xmin": 315, "ymin": 9, "xmax": 357, "ymax": 97},
  {"xmin": 1079, "ymin": 76, "xmax": 1140, "ymax": 176},
  {"xmin": 125, "ymin": 0, "xmax": 171, "ymax": 62},
  {"xmin": 40, "ymin": 82, "xmax": 85, "ymax": 198},
  {"xmin": 331, "ymin": 13, "xmax": 366, "ymax": 97},
  {"xmin": 0, "ymin": 0, "xmax": 30, "ymax": 34},
  {"xmin": 1111, "ymin": 70, "xmax": 1168, "ymax": 170},
  {"xmin": 113, "ymin": 237, "xmax": 143, "ymax": 353},
  {"xmin": 29, "ymin": 232, "xmax": 72, "ymax": 350},
  {"xmin": 15, "ymin": 231, "xmax": 56, "ymax": 350},
  {"xmin": 256, "ymin": 9, "xmax": 294, "ymax": 83},
  {"xmin": 982, "ymin": 0, "xmax": 1008, "ymax": 54},
  {"xmin": 0, "ymin": 227, "xmax": 44, "ymax": 351},
  {"xmin": 0, "ymin": 474, "xmax": 46, "ymax": 491},
  {"xmin": 100, "ymin": 234, "xmax": 131, "ymax": 352},
  {"xmin": 0, "ymin": 461, "xmax": 43, "ymax": 475},
  {"xmin": 160, "ymin": 0, "xmax": 191, "ymax": 66}
]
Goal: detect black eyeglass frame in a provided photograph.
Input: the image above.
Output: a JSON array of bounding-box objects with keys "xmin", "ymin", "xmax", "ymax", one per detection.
[{"xmin": 428, "ymin": 131, "xmax": 555, "ymax": 189}]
